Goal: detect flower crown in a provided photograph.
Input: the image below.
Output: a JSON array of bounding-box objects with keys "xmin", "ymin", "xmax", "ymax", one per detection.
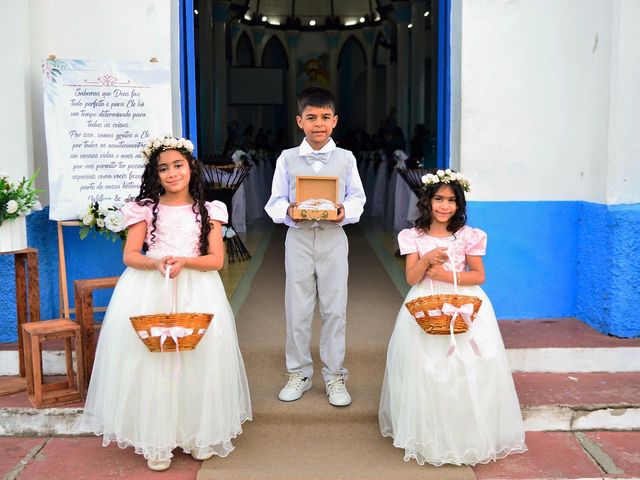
[
  {"xmin": 421, "ymin": 169, "xmax": 471, "ymax": 192},
  {"xmin": 141, "ymin": 135, "xmax": 195, "ymax": 164}
]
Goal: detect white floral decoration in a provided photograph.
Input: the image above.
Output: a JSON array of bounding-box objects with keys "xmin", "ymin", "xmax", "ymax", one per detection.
[
  {"xmin": 0, "ymin": 170, "xmax": 42, "ymax": 226},
  {"xmin": 231, "ymin": 149, "xmax": 247, "ymax": 165},
  {"xmin": 79, "ymin": 200, "xmax": 127, "ymax": 243},
  {"xmin": 141, "ymin": 134, "xmax": 195, "ymax": 164},
  {"xmin": 421, "ymin": 169, "xmax": 471, "ymax": 192}
]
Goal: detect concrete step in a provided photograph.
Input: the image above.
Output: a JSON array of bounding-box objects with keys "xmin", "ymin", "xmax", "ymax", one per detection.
[{"xmin": 2, "ymin": 319, "xmax": 639, "ymax": 436}]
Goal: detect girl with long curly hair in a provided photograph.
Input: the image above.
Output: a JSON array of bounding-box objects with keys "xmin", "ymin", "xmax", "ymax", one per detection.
[
  {"xmin": 81, "ymin": 136, "xmax": 251, "ymax": 472},
  {"xmin": 379, "ymin": 170, "xmax": 526, "ymax": 466}
]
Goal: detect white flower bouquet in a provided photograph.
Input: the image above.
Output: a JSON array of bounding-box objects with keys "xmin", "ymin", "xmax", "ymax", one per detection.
[
  {"xmin": 0, "ymin": 170, "xmax": 42, "ymax": 227},
  {"xmin": 79, "ymin": 200, "xmax": 127, "ymax": 243}
]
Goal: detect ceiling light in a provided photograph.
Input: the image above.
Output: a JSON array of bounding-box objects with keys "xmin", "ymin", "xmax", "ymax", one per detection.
[
  {"xmin": 309, "ymin": 19, "xmax": 316, "ymax": 26},
  {"xmin": 193, "ymin": 9, "xmax": 198, "ymax": 15},
  {"xmin": 424, "ymin": 11, "xmax": 430, "ymax": 16},
  {"xmin": 408, "ymin": 23, "xmax": 413, "ymax": 28},
  {"xmin": 261, "ymin": 15, "xmax": 267, "ymax": 22},
  {"xmin": 269, "ymin": 19, "xmax": 281, "ymax": 25},
  {"xmin": 359, "ymin": 17, "xmax": 365, "ymax": 23},
  {"xmin": 344, "ymin": 19, "xmax": 357, "ymax": 26},
  {"xmin": 244, "ymin": 13, "xmax": 252, "ymax": 21}
]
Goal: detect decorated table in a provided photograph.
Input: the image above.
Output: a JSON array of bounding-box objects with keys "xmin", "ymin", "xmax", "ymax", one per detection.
[{"xmin": 201, "ymin": 163, "xmax": 253, "ymax": 262}]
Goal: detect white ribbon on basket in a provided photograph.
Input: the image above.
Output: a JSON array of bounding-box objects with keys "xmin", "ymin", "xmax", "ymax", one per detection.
[
  {"xmin": 426, "ymin": 256, "xmax": 482, "ymax": 357},
  {"xmin": 144, "ymin": 265, "xmax": 191, "ymax": 375}
]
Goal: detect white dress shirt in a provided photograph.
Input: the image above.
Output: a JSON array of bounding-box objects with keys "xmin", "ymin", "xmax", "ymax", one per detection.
[{"xmin": 264, "ymin": 138, "xmax": 366, "ymax": 228}]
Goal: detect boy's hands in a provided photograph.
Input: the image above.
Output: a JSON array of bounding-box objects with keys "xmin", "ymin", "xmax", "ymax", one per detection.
[
  {"xmin": 287, "ymin": 202, "xmax": 344, "ymax": 222},
  {"xmin": 287, "ymin": 202, "xmax": 301, "ymax": 222}
]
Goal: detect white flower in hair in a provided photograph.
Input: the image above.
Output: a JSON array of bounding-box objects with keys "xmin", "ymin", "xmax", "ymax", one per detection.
[
  {"xmin": 422, "ymin": 169, "xmax": 471, "ymax": 192},
  {"xmin": 140, "ymin": 134, "xmax": 196, "ymax": 164}
]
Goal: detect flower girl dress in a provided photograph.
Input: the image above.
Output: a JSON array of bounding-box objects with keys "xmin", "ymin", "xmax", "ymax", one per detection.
[
  {"xmin": 81, "ymin": 200, "xmax": 251, "ymax": 462},
  {"xmin": 379, "ymin": 226, "xmax": 526, "ymax": 466}
]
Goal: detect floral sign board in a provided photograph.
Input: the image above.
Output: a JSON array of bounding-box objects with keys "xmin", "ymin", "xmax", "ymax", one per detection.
[{"xmin": 42, "ymin": 59, "xmax": 172, "ymax": 221}]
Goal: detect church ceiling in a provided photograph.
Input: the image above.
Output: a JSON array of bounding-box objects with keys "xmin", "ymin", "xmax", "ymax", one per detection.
[{"xmin": 228, "ymin": 0, "xmax": 396, "ymax": 29}]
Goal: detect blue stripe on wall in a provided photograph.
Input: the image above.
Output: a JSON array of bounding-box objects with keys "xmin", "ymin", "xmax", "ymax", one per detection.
[
  {"xmin": 468, "ymin": 201, "xmax": 579, "ymax": 319},
  {"xmin": 179, "ymin": 0, "xmax": 198, "ymax": 152},
  {"xmin": 576, "ymin": 203, "xmax": 640, "ymax": 337},
  {"xmin": 1, "ymin": 201, "xmax": 638, "ymax": 341}
]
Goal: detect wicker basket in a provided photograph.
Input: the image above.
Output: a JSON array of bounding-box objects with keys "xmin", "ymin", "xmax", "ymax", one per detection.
[
  {"xmin": 405, "ymin": 294, "xmax": 482, "ymax": 335},
  {"xmin": 130, "ymin": 313, "xmax": 213, "ymax": 352}
]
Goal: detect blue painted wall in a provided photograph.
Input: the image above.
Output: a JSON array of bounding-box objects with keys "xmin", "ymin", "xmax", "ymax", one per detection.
[
  {"xmin": 0, "ymin": 208, "xmax": 125, "ymax": 342},
  {"xmin": 576, "ymin": 203, "xmax": 640, "ymax": 337},
  {"xmin": 468, "ymin": 201, "xmax": 579, "ymax": 319}
]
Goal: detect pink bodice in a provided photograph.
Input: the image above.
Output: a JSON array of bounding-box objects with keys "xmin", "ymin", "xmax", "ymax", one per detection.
[
  {"xmin": 121, "ymin": 201, "xmax": 228, "ymax": 259},
  {"xmin": 397, "ymin": 226, "xmax": 487, "ymax": 272}
]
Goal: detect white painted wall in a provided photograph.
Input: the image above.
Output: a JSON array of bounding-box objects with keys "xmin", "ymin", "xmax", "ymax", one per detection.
[
  {"xmin": 26, "ymin": 0, "xmax": 179, "ymax": 203},
  {"xmin": 458, "ymin": 0, "xmax": 620, "ymax": 203},
  {"xmin": 0, "ymin": 1, "xmax": 33, "ymax": 181},
  {"xmin": 606, "ymin": 0, "xmax": 640, "ymax": 205}
]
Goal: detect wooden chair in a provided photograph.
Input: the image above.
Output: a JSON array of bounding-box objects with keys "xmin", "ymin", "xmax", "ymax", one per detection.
[{"xmin": 22, "ymin": 319, "xmax": 84, "ymax": 408}]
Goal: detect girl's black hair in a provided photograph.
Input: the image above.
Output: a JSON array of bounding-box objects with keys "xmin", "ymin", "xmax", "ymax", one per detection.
[
  {"xmin": 415, "ymin": 179, "xmax": 467, "ymax": 234},
  {"xmin": 135, "ymin": 147, "xmax": 211, "ymax": 256}
]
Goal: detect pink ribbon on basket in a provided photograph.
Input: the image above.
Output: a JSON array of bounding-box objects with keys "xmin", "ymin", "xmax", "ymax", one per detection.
[
  {"xmin": 149, "ymin": 326, "xmax": 194, "ymax": 375},
  {"xmin": 437, "ymin": 302, "xmax": 482, "ymax": 357}
]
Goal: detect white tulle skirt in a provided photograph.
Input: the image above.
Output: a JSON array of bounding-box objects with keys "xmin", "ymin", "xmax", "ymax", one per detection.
[
  {"xmin": 80, "ymin": 267, "xmax": 252, "ymax": 461},
  {"xmin": 379, "ymin": 280, "xmax": 527, "ymax": 466}
]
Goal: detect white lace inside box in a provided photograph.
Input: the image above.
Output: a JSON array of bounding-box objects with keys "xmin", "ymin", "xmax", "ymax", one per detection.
[{"xmin": 292, "ymin": 176, "xmax": 339, "ymax": 221}]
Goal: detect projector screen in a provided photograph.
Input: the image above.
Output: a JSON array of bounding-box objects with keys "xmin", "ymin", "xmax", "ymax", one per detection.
[{"xmin": 228, "ymin": 67, "xmax": 284, "ymax": 105}]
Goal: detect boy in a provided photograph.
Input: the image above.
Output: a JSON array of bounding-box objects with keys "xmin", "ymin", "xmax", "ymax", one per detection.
[{"xmin": 264, "ymin": 87, "xmax": 366, "ymax": 406}]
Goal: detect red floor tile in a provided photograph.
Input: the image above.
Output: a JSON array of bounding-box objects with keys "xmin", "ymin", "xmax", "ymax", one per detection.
[
  {"xmin": 17, "ymin": 437, "xmax": 202, "ymax": 480},
  {"xmin": 0, "ymin": 437, "xmax": 47, "ymax": 478},
  {"xmin": 473, "ymin": 432, "xmax": 603, "ymax": 479},
  {"xmin": 581, "ymin": 431, "xmax": 640, "ymax": 478},
  {"xmin": 514, "ymin": 372, "xmax": 640, "ymax": 407},
  {"xmin": 500, "ymin": 319, "xmax": 640, "ymax": 349}
]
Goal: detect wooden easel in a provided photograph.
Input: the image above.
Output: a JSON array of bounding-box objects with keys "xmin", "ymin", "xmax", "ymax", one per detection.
[
  {"xmin": 57, "ymin": 220, "xmax": 81, "ymax": 319},
  {"xmin": 56, "ymin": 221, "xmax": 111, "ymax": 319}
]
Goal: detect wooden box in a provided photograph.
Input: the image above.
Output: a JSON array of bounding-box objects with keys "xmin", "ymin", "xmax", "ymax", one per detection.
[{"xmin": 292, "ymin": 176, "xmax": 339, "ymax": 221}]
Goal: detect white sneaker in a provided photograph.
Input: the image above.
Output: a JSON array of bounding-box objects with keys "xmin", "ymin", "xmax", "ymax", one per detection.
[
  {"xmin": 147, "ymin": 457, "xmax": 171, "ymax": 472},
  {"xmin": 278, "ymin": 373, "xmax": 312, "ymax": 401},
  {"xmin": 326, "ymin": 376, "xmax": 352, "ymax": 406}
]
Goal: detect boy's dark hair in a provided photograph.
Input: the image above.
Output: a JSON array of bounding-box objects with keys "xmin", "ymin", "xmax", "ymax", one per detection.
[{"xmin": 297, "ymin": 87, "xmax": 335, "ymax": 114}]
